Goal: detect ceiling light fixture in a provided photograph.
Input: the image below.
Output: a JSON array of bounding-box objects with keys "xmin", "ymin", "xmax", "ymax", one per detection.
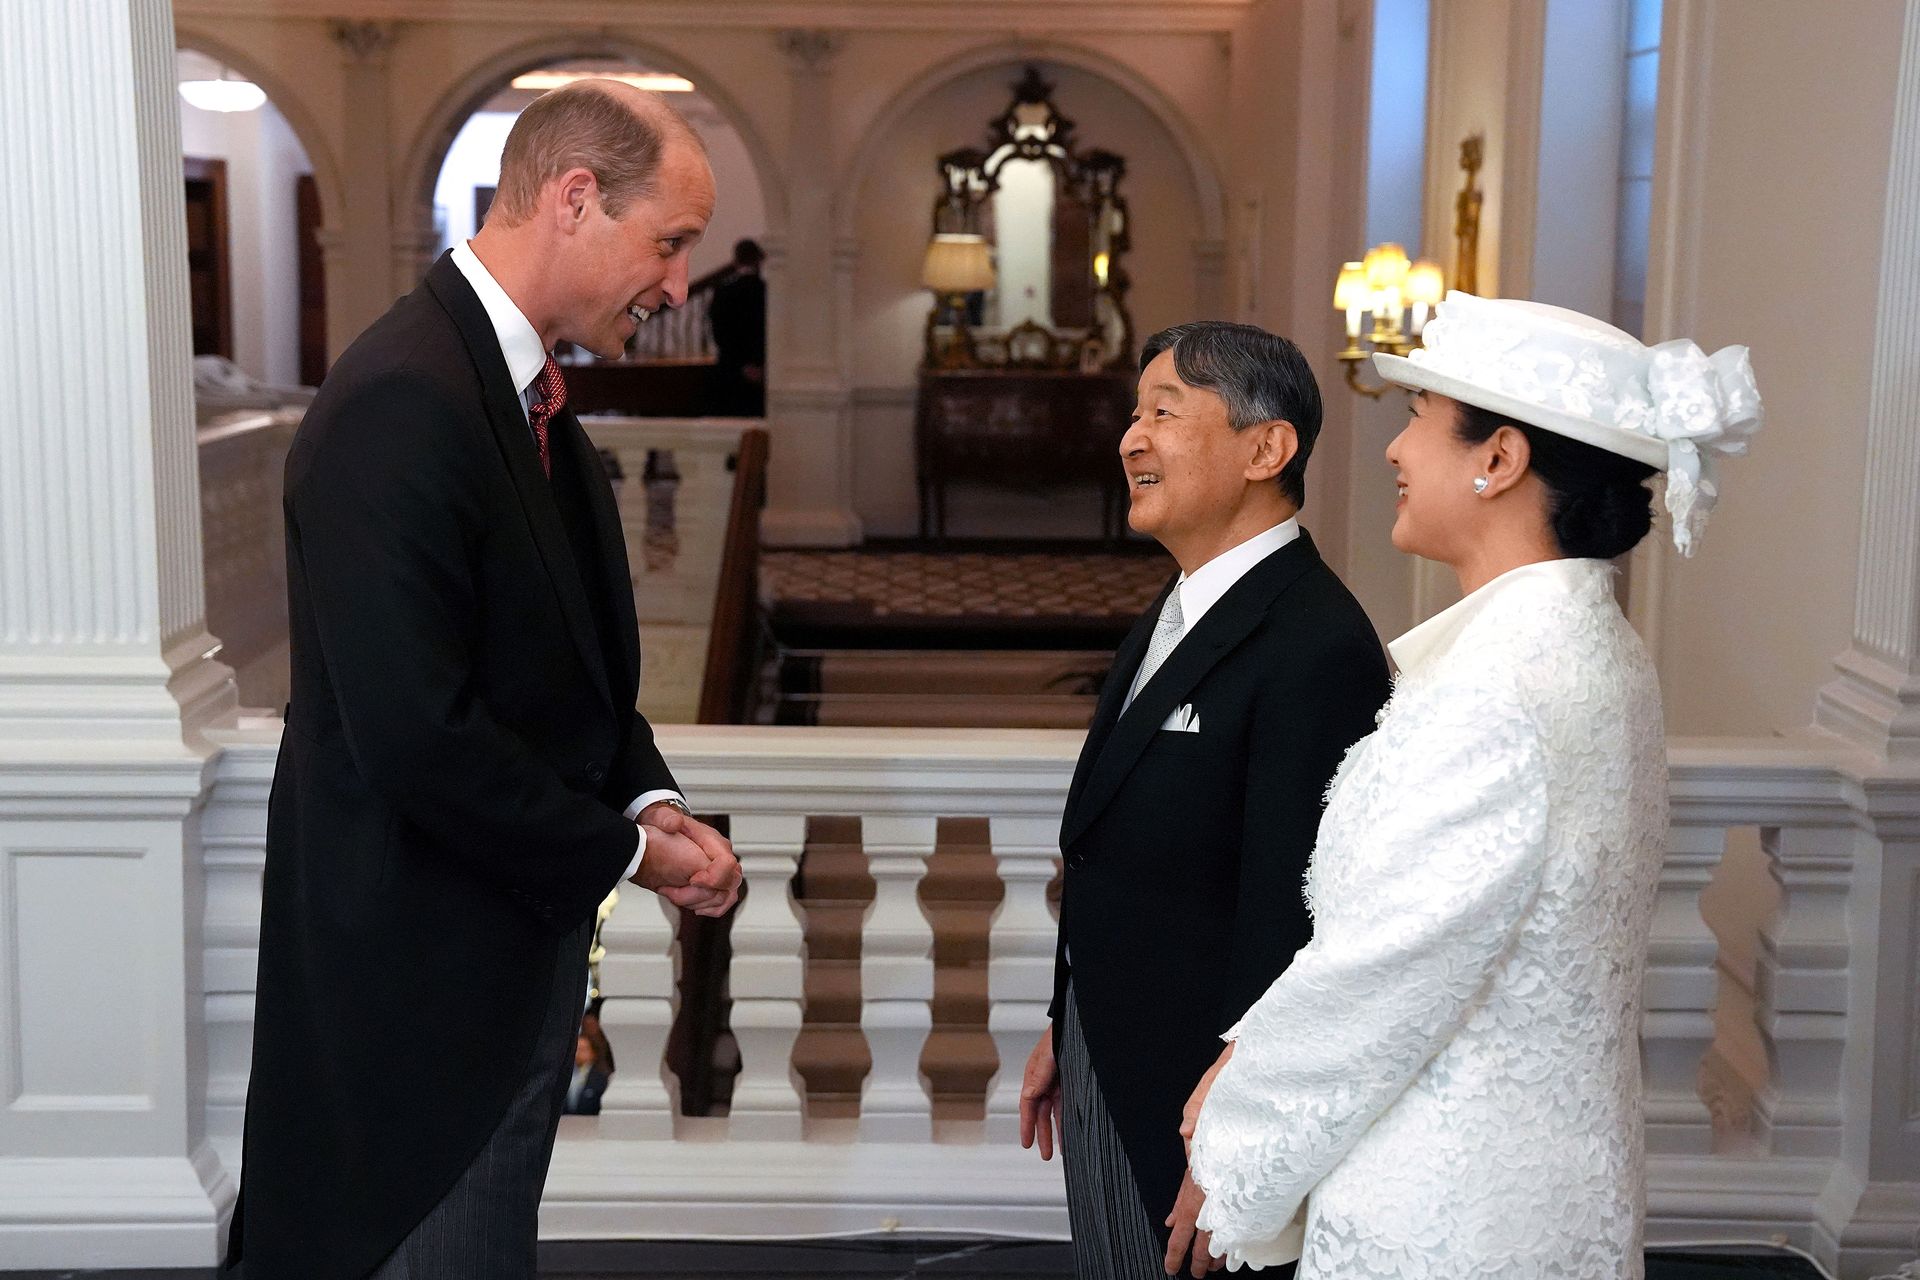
[
  {"xmin": 511, "ymin": 70, "xmax": 695, "ymax": 93},
  {"xmin": 178, "ymin": 68, "xmax": 266, "ymax": 113}
]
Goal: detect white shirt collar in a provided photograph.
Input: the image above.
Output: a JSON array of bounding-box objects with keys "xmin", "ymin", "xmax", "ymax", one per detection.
[
  {"xmin": 1176, "ymin": 517, "xmax": 1302, "ymax": 632},
  {"xmin": 1387, "ymin": 557, "xmax": 1614, "ymax": 676},
  {"xmin": 450, "ymin": 240, "xmax": 548, "ymax": 399}
]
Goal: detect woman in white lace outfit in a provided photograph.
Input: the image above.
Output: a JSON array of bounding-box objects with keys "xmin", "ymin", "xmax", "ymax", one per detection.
[{"xmin": 1178, "ymin": 293, "xmax": 1762, "ymax": 1278}]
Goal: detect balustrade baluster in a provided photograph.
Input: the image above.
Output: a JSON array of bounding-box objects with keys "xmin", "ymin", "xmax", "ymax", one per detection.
[
  {"xmin": 1753, "ymin": 823, "xmax": 1856, "ymax": 1157},
  {"xmin": 857, "ymin": 814, "xmax": 937, "ymax": 1139},
  {"xmin": 726, "ymin": 812, "xmax": 810, "ymax": 1138},
  {"xmin": 596, "ymin": 889, "xmax": 681, "ymax": 1138},
  {"xmin": 984, "ymin": 815, "xmax": 1060, "ymax": 1142},
  {"xmin": 1643, "ymin": 821, "xmax": 1726, "ymax": 1154}
]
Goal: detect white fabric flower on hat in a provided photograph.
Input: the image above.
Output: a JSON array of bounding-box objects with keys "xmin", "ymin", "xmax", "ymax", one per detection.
[{"xmin": 1645, "ymin": 341, "xmax": 1763, "ymax": 556}]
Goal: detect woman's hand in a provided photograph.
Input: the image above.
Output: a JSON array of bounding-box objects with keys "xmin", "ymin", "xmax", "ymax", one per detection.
[{"xmin": 1180, "ymin": 1041, "xmax": 1235, "ymax": 1158}]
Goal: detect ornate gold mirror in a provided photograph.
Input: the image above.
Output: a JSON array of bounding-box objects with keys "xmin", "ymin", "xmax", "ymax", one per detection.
[{"xmin": 923, "ymin": 68, "xmax": 1133, "ymax": 370}]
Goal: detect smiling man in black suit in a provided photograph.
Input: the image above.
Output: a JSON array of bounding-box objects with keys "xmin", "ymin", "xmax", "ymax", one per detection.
[
  {"xmin": 1017, "ymin": 323, "xmax": 1390, "ymax": 1279},
  {"xmin": 226, "ymin": 82, "xmax": 742, "ymax": 1280}
]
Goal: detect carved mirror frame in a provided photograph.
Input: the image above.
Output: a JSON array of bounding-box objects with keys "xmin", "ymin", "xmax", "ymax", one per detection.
[{"xmin": 927, "ymin": 68, "xmax": 1134, "ymax": 371}]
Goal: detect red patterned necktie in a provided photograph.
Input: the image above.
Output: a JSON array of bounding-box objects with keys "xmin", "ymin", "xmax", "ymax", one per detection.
[{"xmin": 527, "ymin": 356, "xmax": 567, "ymax": 477}]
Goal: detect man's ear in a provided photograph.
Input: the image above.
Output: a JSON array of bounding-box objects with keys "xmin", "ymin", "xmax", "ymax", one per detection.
[
  {"xmin": 553, "ymin": 167, "xmax": 598, "ymax": 232},
  {"xmin": 1245, "ymin": 420, "xmax": 1299, "ymax": 484}
]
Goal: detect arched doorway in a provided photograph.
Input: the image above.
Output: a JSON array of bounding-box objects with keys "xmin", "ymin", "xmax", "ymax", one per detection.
[
  {"xmin": 174, "ymin": 46, "xmax": 332, "ymax": 392},
  {"xmin": 418, "ymin": 54, "xmax": 776, "ymax": 419}
]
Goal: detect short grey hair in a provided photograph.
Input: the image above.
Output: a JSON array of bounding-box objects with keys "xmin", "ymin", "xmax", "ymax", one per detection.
[{"xmin": 1139, "ymin": 322, "xmax": 1323, "ymax": 506}]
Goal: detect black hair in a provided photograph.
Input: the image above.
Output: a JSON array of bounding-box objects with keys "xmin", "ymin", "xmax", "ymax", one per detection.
[
  {"xmin": 1453, "ymin": 402, "xmax": 1658, "ymax": 560},
  {"xmin": 733, "ymin": 238, "xmax": 765, "ymax": 267},
  {"xmin": 1140, "ymin": 322, "xmax": 1322, "ymax": 507}
]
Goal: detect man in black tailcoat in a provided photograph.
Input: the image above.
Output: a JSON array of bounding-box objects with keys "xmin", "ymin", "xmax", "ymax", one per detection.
[
  {"xmin": 1018, "ymin": 323, "xmax": 1390, "ymax": 1279},
  {"xmin": 225, "ymin": 82, "xmax": 741, "ymax": 1279}
]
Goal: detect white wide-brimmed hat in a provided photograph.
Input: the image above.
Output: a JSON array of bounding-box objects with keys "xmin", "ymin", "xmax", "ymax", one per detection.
[{"xmin": 1374, "ymin": 291, "xmax": 1762, "ymax": 556}]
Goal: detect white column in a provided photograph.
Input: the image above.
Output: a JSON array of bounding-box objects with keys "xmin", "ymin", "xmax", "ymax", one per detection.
[
  {"xmin": 596, "ymin": 889, "xmax": 680, "ymax": 1139},
  {"xmin": 857, "ymin": 814, "xmax": 935, "ymax": 1140},
  {"xmin": 983, "ymin": 816, "xmax": 1059, "ymax": 1143},
  {"xmin": 1810, "ymin": 8, "xmax": 1920, "ymax": 1272},
  {"xmin": 725, "ymin": 812, "xmax": 808, "ymax": 1139},
  {"xmin": 0, "ymin": 0, "xmax": 236, "ymax": 1265},
  {"xmin": 1815, "ymin": 6, "xmax": 1920, "ymax": 765},
  {"xmin": 762, "ymin": 30, "xmax": 860, "ymax": 547}
]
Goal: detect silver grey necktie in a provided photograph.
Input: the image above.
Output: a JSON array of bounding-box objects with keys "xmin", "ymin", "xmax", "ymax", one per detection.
[{"xmin": 1125, "ymin": 588, "xmax": 1185, "ymax": 710}]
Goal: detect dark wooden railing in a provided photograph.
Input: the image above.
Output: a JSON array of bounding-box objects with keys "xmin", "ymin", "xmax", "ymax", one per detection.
[{"xmin": 697, "ymin": 427, "xmax": 770, "ymax": 726}]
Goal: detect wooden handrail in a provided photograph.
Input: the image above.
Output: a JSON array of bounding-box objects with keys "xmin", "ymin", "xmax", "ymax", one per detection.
[{"xmin": 696, "ymin": 427, "xmax": 770, "ymax": 725}]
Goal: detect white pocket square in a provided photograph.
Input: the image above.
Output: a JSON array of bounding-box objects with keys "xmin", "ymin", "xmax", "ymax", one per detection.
[{"xmin": 1161, "ymin": 704, "xmax": 1201, "ymax": 733}]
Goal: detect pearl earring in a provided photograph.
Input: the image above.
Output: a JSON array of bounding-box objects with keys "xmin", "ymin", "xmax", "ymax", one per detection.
[{"xmin": 1473, "ymin": 477, "xmax": 1490, "ymax": 494}]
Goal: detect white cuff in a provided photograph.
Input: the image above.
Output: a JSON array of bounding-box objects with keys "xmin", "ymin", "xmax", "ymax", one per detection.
[
  {"xmin": 622, "ymin": 790, "xmax": 689, "ymax": 881},
  {"xmin": 624, "ymin": 789, "xmax": 688, "ymax": 822},
  {"xmin": 622, "ymin": 825, "xmax": 645, "ymax": 882}
]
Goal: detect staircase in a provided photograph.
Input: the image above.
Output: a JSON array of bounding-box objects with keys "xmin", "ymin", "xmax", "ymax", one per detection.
[{"xmin": 772, "ymin": 649, "xmax": 1107, "ymax": 729}]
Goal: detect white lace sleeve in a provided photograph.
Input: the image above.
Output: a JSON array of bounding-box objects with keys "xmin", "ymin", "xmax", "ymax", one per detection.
[{"xmin": 1188, "ymin": 699, "xmax": 1550, "ymax": 1270}]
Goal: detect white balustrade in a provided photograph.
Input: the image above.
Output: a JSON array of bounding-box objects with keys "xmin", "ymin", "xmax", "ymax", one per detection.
[{"xmin": 179, "ymin": 724, "xmax": 1917, "ymax": 1271}]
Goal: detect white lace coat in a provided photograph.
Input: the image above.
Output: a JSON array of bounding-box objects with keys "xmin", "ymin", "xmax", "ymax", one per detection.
[{"xmin": 1189, "ymin": 558, "xmax": 1668, "ymax": 1278}]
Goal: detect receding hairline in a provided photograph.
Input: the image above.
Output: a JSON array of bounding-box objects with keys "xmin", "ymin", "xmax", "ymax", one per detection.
[{"xmin": 554, "ymin": 78, "xmax": 707, "ymax": 155}]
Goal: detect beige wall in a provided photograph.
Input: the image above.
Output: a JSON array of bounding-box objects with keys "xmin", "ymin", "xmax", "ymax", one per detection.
[{"xmin": 1643, "ymin": 0, "xmax": 1904, "ymax": 736}]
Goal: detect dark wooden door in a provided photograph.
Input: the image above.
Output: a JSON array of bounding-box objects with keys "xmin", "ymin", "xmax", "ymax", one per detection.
[
  {"xmin": 296, "ymin": 174, "xmax": 327, "ymax": 386},
  {"xmin": 182, "ymin": 157, "xmax": 232, "ymax": 359}
]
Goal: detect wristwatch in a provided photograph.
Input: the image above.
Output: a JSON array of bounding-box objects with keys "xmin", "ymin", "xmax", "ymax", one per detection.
[{"xmin": 655, "ymin": 797, "xmax": 693, "ymax": 818}]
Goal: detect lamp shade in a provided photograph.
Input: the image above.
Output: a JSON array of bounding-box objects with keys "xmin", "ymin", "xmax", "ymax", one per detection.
[
  {"xmin": 1333, "ymin": 261, "xmax": 1368, "ymax": 311},
  {"xmin": 1405, "ymin": 259, "xmax": 1445, "ymax": 307},
  {"xmin": 1363, "ymin": 242, "xmax": 1411, "ymax": 292},
  {"xmin": 921, "ymin": 233, "xmax": 996, "ymax": 294}
]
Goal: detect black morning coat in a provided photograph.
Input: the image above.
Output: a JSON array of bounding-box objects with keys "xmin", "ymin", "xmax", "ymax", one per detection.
[
  {"xmin": 225, "ymin": 253, "xmax": 677, "ymax": 1278},
  {"xmin": 1051, "ymin": 531, "xmax": 1390, "ymax": 1251}
]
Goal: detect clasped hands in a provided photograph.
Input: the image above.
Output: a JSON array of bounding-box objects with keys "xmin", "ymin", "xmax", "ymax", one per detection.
[{"xmin": 629, "ymin": 801, "xmax": 742, "ymax": 917}]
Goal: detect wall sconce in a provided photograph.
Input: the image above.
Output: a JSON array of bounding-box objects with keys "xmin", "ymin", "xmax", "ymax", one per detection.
[
  {"xmin": 1336, "ymin": 242, "xmax": 1445, "ymax": 398},
  {"xmin": 921, "ymin": 232, "xmax": 997, "ymax": 369}
]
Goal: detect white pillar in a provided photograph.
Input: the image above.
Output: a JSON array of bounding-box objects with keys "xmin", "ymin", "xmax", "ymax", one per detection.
[
  {"xmin": 0, "ymin": 0, "xmax": 236, "ymax": 1265},
  {"xmin": 857, "ymin": 814, "xmax": 934, "ymax": 1140},
  {"xmin": 1811, "ymin": 7, "xmax": 1920, "ymax": 1270},
  {"xmin": 762, "ymin": 30, "xmax": 861, "ymax": 547},
  {"xmin": 1815, "ymin": 7, "xmax": 1920, "ymax": 766}
]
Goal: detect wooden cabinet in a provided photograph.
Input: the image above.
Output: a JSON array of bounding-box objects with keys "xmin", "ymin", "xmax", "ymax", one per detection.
[{"xmin": 914, "ymin": 368, "xmax": 1134, "ymax": 539}]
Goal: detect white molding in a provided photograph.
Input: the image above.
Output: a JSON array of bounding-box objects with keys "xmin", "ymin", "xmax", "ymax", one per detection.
[
  {"xmin": 0, "ymin": 1144, "xmax": 234, "ymax": 1270},
  {"xmin": 540, "ymin": 1132, "xmax": 1069, "ymax": 1239}
]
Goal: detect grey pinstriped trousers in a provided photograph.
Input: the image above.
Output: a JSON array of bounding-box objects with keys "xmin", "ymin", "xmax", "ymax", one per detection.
[
  {"xmin": 369, "ymin": 921, "xmax": 591, "ymax": 1280},
  {"xmin": 1059, "ymin": 984, "xmax": 1170, "ymax": 1280}
]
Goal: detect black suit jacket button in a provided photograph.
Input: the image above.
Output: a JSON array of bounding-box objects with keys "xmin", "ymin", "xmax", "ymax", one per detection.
[{"xmin": 585, "ymin": 762, "xmax": 606, "ymax": 783}]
